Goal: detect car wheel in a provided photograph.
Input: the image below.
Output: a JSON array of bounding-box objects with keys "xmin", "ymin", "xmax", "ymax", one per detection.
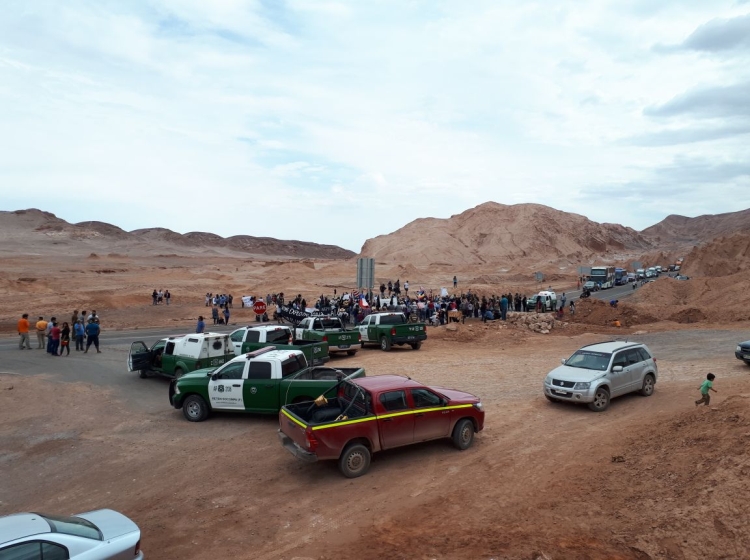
[
  {"xmin": 640, "ymin": 374, "xmax": 655, "ymax": 396},
  {"xmin": 339, "ymin": 443, "xmax": 371, "ymax": 478},
  {"xmin": 347, "ymin": 350, "xmax": 357, "ymax": 356},
  {"xmin": 138, "ymin": 369, "xmax": 149, "ymax": 379},
  {"xmin": 183, "ymin": 395, "xmax": 210, "ymax": 422},
  {"xmin": 174, "ymin": 367, "xmax": 184, "ymax": 379},
  {"xmin": 410, "ymin": 342, "xmax": 422, "ymax": 350},
  {"xmin": 587, "ymin": 388, "xmax": 610, "ymax": 412},
  {"xmin": 452, "ymin": 418, "xmax": 475, "ymax": 450},
  {"xmin": 380, "ymin": 336, "xmax": 391, "ymax": 352}
]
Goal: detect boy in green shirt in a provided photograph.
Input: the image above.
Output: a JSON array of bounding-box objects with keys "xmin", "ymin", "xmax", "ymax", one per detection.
[{"xmin": 695, "ymin": 373, "xmax": 717, "ymax": 406}]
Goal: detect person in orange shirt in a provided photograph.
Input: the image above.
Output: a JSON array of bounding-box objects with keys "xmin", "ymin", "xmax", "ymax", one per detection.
[
  {"xmin": 18, "ymin": 313, "xmax": 31, "ymax": 350},
  {"xmin": 35, "ymin": 316, "xmax": 48, "ymax": 349}
]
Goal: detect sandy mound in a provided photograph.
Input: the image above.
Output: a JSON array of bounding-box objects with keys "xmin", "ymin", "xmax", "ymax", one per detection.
[
  {"xmin": 570, "ymin": 298, "xmax": 659, "ymax": 327},
  {"xmin": 681, "ymin": 231, "xmax": 750, "ymax": 277}
]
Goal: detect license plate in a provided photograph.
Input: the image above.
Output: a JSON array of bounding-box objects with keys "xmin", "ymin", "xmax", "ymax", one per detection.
[
  {"xmin": 744, "ymin": 354, "xmax": 750, "ymax": 359},
  {"xmin": 407, "ymin": 336, "xmax": 415, "ymax": 340},
  {"xmin": 338, "ymin": 345, "xmax": 350, "ymax": 349},
  {"xmin": 554, "ymin": 390, "xmax": 568, "ymax": 395}
]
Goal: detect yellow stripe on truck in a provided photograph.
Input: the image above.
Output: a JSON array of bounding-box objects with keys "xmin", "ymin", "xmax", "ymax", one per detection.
[
  {"xmin": 305, "ymin": 403, "xmax": 475, "ymax": 431},
  {"xmin": 281, "ymin": 408, "xmax": 307, "ymax": 429}
]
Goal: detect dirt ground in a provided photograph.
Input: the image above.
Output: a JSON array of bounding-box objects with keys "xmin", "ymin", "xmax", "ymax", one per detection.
[{"xmin": 2, "ymin": 252, "xmax": 750, "ymax": 559}]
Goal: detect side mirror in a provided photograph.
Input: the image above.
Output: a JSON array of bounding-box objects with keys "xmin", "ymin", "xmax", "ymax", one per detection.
[
  {"xmin": 612, "ymin": 365, "xmax": 623, "ymax": 373},
  {"xmin": 441, "ymin": 398, "xmax": 449, "ymax": 406},
  {"xmin": 211, "ymin": 373, "xmax": 218, "ymax": 381},
  {"xmin": 561, "ymin": 358, "xmax": 566, "ymax": 364}
]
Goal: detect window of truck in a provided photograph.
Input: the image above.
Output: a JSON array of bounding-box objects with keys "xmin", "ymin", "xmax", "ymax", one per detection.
[
  {"xmin": 230, "ymin": 330, "xmax": 244, "ymax": 343},
  {"xmin": 281, "ymin": 357, "xmax": 304, "ymax": 378},
  {"xmin": 319, "ymin": 318, "xmax": 341, "ymax": 329},
  {"xmin": 245, "ymin": 330, "xmax": 261, "ymax": 343},
  {"xmin": 266, "ymin": 329, "xmax": 290, "ymax": 344},
  {"xmin": 165, "ymin": 342, "xmax": 175, "ymax": 355},
  {"xmin": 218, "ymin": 363, "xmax": 244, "ymax": 380},
  {"xmin": 247, "ymin": 361, "xmax": 272, "ymax": 380},
  {"xmin": 411, "ymin": 388, "xmax": 442, "ymax": 408},
  {"xmin": 378, "ymin": 315, "xmax": 405, "ymax": 326},
  {"xmin": 380, "ymin": 390, "xmax": 408, "ymax": 411}
]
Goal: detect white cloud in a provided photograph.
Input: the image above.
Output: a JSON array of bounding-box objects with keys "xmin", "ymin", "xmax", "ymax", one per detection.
[{"xmin": 0, "ymin": 0, "xmax": 749, "ymax": 251}]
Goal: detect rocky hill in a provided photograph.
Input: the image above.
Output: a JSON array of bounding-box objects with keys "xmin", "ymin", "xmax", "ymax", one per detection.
[
  {"xmin": 359, "ymin": 202, "xmax": 655, "ymax": 267},
  {"xmin": 641, "ymin": 209, "xmax": 750, "ymax": 246},
  {"xmin": 0, "ymin": 209, "xmax": 355, "ymax": 259}
]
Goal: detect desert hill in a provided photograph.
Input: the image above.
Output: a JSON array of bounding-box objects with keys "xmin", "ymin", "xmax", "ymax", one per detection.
[
  {"xmin": 641, "ymin": 208, "xmax": 750, "ymax": 246},
  {"xmin": 0, "ymin": 209, "xmax": 355, "ymax": 259},
  {"xmin": 359, "ymin": 202, "xmax": 655, "ymax": 267}
]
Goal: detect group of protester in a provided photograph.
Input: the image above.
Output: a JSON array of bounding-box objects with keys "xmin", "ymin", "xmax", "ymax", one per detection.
[
  {"xmin": 17, "ymin": 309, "xmax": 102, "ymax": 355},
  {"xmin": 151, "ymin": 289, "xmax": 171, "ymax": 305},
  {"xmin": 205, "ymin": 293, "xmax": 233, "ymax": 308}
]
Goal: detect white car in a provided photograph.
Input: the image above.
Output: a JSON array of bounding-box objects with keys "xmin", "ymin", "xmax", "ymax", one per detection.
[
  {"xmin": 0, "ymin": 509, "xmax": 143, "ymax": 559},
  {"xmin": 543, "ymin": 341, "xmax": 658, "ymax": 411}
]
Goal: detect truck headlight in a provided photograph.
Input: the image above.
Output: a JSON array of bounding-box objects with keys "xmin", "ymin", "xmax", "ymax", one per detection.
[
  {"xmin": 544, "ymin": 376, "xmax": 552, "ymax": 386},
  {"xmin": 174, "ymin": 386, "xmax": 181, "ymax": 395},
  {"xmin": 573, "ymin": 382, "xmax": 590, "ymax": 390},
  {"xmin": 473, "ymin": 402, "xmax": 483, "ymax": 411},
  {"xmin": 737, "ymin": 346, "xmax": 743, "ymax": 353}
]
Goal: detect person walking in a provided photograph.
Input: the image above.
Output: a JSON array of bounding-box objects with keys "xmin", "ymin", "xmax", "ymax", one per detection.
[
  {"xmin": 18, "ymin": 313, "xmax": 32, "ymax": 350},
  {"xmin": 74, "ymin": 319, "xmax": 85, "ymax": 351},
  {"xmin": 196, "ymin": 316, "xmax": 205, "ymax": 334},
  {"xmin": 84, "ymin": 320, "xmax": 101, "ymax": 353},
  {"xmin": 569, "ymin": 301, "xmax": 576, "ymax": 315},
  {"xmin": 223, "ymin": 306, "xmax": 230, "ymax": 326},
  {"xmin": 59, "ymin": 322, "xmax": 71, "ymax": 356},
  {"xmin": 35, "ymin": 316, "xmax": 48, "ymax": 349},
  {"xmin": 695, "ymin": 373, "xmax": 717, "ymax": 407}
]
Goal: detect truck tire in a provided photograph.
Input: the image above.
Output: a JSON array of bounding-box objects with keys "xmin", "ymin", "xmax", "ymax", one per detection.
[
  {"xmin": 339, "ymin": 443, "xmax": 371, "ymax": 478},
  {"xmin": 380, "ymin": 336, "xmax": 391, "ymax": 352},
  {"xmin": 183, "ymin": 395, "xmax": 210, "ymax": 422},
  {"xmin": 410, "ymin": 342, "xmax": 422, "ymax": 350},
  {"xmin": 347, "ymin": 350, "xmax": 357, "ymax": 356},
  {"xmin": 174, "ymin": 367, "xmax": 185, "ymax": 380},
  {"xmin": 138, "ymin": 369, "xmax": 150, "ymax": 379},
  {"xmin": 452, "ymin": 418, "xmax": 474, "ymax": 450}
]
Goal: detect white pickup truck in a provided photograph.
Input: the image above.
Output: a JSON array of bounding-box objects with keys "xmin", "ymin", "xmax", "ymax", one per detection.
[{"xmin": 229, "ymin": 325, "xmax": 330, "ymax": 364}]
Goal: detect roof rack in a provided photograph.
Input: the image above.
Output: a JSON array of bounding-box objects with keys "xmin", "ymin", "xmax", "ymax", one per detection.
[{"xmin": 579, "ymin": 339, "xmax": 637, "ymax": 349}]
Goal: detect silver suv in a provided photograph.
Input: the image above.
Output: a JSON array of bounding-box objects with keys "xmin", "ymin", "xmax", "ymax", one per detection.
[{"xmin": 543, "ymin": 340, "xmax": 658, "ymax": 412}]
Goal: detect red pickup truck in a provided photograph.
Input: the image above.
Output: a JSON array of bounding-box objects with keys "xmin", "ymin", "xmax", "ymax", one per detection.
[{"xmin": 277, "ymin": 375, "xmax": 485, "ymax": 478}]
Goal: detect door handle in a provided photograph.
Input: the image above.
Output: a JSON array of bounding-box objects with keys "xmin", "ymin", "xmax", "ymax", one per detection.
[
  {"xmin": 264, "ymin": 384, "xmax": 274, "ymax": 388},
  {"xmin": 232, "ymin": 384, "xmax": 241, "ymax": 387},
  {"xmin": 382, "ymin": 418, "xmax": 392, "ymax": 422}
]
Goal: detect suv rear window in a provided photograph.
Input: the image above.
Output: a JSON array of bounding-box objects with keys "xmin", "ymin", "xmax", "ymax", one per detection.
[{"xmin": 566, "ymin": 350, "xmax": 611, "ymax": 371}]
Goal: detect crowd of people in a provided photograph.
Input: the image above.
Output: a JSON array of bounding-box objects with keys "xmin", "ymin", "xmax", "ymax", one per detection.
[
  {"xmin": 151, "ymin": 289, "xmax": 171, "ymax": 305},
  {"xmin": 17, "ymin": 309, "xmax": 102, "ymax": 355}
]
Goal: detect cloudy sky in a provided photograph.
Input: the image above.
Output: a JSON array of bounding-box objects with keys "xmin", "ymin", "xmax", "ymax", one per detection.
[{"xmin": 1, "ymin": 1, "xmax": 749, "ymax": 251}]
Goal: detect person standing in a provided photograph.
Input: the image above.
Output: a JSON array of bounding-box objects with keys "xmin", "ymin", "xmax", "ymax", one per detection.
[
  {"xmin": 74, "ymin": 319, "xmax": 85, "ymax": 351},
  {"xmin": 695, "ymin": 373, "xmax": 717, "ymax": 407},
  {"xmin": 46, "ymin": 317, "xmax": 56, "ymax": 354},
  {"xmin": 212, "ymin": 305, "xmax": 219, "ymax": 325},
  {"xmin": 71, "ymin": 310, "xmax": 79, "ymax": 326},
  {"xmin": 35, "ymin": 316, "xmax": 48, "ymax": 349},
  {"xmin": 223, "ymin": 306, "xmax": 230, "ymax": 326},
  {"xmin": 18, "ymin": 314, "xmax": 32, "ymax": 350},
  {"xmin": 453, "ymin": 275, "xmax": 457, "ymax": 289},
  {"xmin": 196, "ymin": 316, "xmax": 205, "ymax": 334},
  {"xmin": 84, "ymin": 320, "xmax": 101, "ymax": 353},
  {"xmin": 165, "ymin": 290, "xmax": 171, "ymax": 305},
  {"xmin": 59, "ymin": 322, "xmax": 71, "ymax": 356},
  {"xmin": 152, "ymin": 289, "xmax": 158, "ymax": 305},
  {"xmin": 49, "ymin": 321, "xmax": 61, "ymax": 356},
  {"xmin": 500, "ymin": 294, "xmax": 508, "ymax": 321},
  {"xmin": 404, "ymin": 280, "xmax": 409, "ymax": 296}
]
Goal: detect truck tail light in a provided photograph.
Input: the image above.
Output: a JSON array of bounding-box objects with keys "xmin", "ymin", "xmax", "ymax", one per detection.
[
  {"xmin": 134, "ymin": 538, "xmax": 141, "ymax": 556},
  {"xmin": 358, "ymin": 333, "xmax": 362, "ymax": 342},
  {"xmin": 390, "ymin": 328, "xmax": 396, "ymax": 336},
  {"xmin": 306, "ymin": 430, "xmax": 318, "ymax": 451},
  {"xmin": 322, "ymin": 335, "xmax": 328, "ymax": 342}
]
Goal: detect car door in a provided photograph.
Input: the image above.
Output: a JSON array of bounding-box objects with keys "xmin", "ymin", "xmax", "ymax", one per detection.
[
  {"xmin": 625, "ymin": 349, "xmax": 646, "ymax": 391},
  {"xmin": 358, "ymin": 316, "xmax": 371, "ymax": 342},
  {"xmin": 229, "ymin": 328, "xmax": 246, "ymax": 354},
  {"xmin": 242, "ymin": 361, "xmax": 278, "ymax": 413},
  {"xmin": 208, "ymin": 361, "xmax": 246, "ymax": 410},
  {"xmin": 410, "ymin": 388, "xmax": 451, "ymax": 442},
  {"xmin": 294, "ymin": 318, "xmax": 309, "ymax": 340},
  {"xmin": 377, "ymin": 390, "xmax": 415, "ymax": 449},
  {"xmin": 127, "ymin": 341, "xmax": 152, "ymax": 372},
  {"xmin": 609, "ymin": 351, "xmax": 630, "ymax": 396}
]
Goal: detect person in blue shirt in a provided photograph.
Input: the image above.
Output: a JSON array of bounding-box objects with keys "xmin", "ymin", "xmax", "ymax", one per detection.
[
  {"xmin": 83, "ymin": 320, "xmax": 101, "ymax": 353},
  {"xmin": 196, "ymin": 316, "xmax": 205, "ymax": 334},
  {"xmin": 74, "ymin": 320, "xmax": 85, "ymax": 351}
]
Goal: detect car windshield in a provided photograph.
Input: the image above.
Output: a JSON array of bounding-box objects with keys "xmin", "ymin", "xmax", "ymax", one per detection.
[
  {"xmin": 39, "ymin": 513, "xmax": 102, "ymax": 540},
  {"xmin": 565, "ymin": 350, "xmax": 612, "ymax": 371}
]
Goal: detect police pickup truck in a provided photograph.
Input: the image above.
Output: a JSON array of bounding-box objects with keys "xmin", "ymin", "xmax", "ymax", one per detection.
[
  {"xmin": 127, "ymin": 332, "xmax": 234, "ymax": 379},
  {"xmin": 169, "ymin": 347, "xmax": 365, "ymax": 422},
  {"xmin": 294, "ymin": 316, "xmax": 362, "ymax": 356},
  {"xmin": 358, "ymin": 312, "xmax": 427, "ymax": 351},
  {"xmin": 229, "ymin": 325, "xmax": 329, "ymax": 365}
]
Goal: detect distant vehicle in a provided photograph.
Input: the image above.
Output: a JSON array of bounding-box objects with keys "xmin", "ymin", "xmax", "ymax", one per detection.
[
  {"xmin": 655, "ymin": 266, "xmax": 662, "ymax": 273},
  {"xmin": 589, "ymin": 266, "xmax": 615, "ymax": 289},
  {"xmin": 357, "ymin": 312, "xmax": 427, "ymax": 351},
  {"xmin": 736, "ymin": 341, "xmax": 750, "ymax": 366},
  {"xmin": 636, "ymin": 268, "xmax": 645, "ymax": 279},
  {"xmin": 674, "ymin": 275, "xmax": 690, "ymax": 281},
  {"xmin": 627, "ymin": 273, "xmax": 637, "ymax": 282},
  {"xmin": 543, "ymin": 340, "xmax": 658, "ymax": 412},
  {"xmin": 294, "ymin": 316, "xmax": 362, "ymax": 356},
  {"xmin": 229, "ymin": 325, "xmax": 329, "ymax": 365},
  {"xmin": 674, "ymin": 265, "xmax": 681, "ymax": 271},
  {"xmin": 614, "ymin": 268, "xmax": 627, "ymax": 286},
  {"xmin": 0, "ymin": 509, "xmax": 143, "ymax": 559},
  {"xmin": 645, "ymin": 267, "xmax": 657, "ymax": 278},
  {"xmin": 582, "ymin": 281, "xmax": 599, "ymax": 292}
]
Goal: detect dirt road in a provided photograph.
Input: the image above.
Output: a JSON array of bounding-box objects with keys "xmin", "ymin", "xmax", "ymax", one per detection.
[{"xmin": 1, "ymin": 323, "xmax": 749, "ymax": 559}]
